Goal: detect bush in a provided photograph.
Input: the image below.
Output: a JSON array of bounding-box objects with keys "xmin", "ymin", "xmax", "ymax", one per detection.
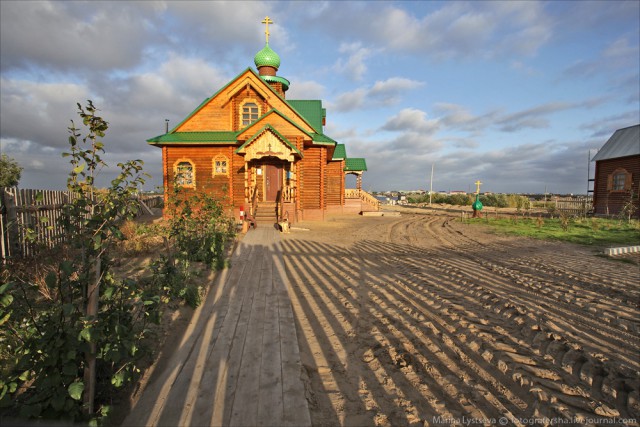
[
  {"xmin": 164, "ymin": 184, "xmax": 236, "ymax": 271},
  {"xmin": 480, "ymin": 194, "xmax": 508, "ymax": 208},
  {"xmin": 0, "ymin": 101, "xmax": 156, "ymax": 422}
]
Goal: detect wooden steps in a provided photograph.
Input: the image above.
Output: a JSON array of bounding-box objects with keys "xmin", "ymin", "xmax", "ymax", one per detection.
[{"xmin": 254, "ymin": 201, "xmax": 277, "ymax": 226}]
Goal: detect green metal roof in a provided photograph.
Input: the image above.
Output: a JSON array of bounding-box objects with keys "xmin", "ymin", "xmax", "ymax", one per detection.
[
  {"xmin": 345, "ymin": 158, "xmax": 367, "ymax": 172},
  {"xmin": 332, "ymin": 143, "xmax": 346, "ymax": 160},
  {"xmin": 311, "ymin": 133, "xmax": 337, "ymax": 145},
  {"xmin": 287, "ymin": 100, "xmax": 323, "ymax": 133},
  {"xmin": 261, "ymin": 75, "xmax": 290, "ymax": 91},
  {"xmin": 254, "ymin": 43, "xmax": 281, "ymax": 69},
  {"xmin": 236, "ymin": 124, "xmax": 303, "ymax": 158},
  {"xmin": 147, "ymin": 131, "xmax": 238, "ymax": 145}
]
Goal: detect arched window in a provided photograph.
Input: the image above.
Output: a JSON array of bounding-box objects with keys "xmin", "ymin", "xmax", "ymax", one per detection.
[
  {"xmin": 608, "ymin": 168, "xmax": 631, "ymax": 192},
  {"xmin": 174, "ymin": 159, "xmax": 195, "ymax": 188},
  {"xmin": 213, "ymin": 155, "xmax": 229, "ymax": 176},
  {"xmin": 241, "ymin": 101, "xmax": 259, "ymax": 126}
]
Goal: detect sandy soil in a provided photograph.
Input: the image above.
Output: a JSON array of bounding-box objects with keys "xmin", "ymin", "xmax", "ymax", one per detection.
[{"xmin": 281, "ymin": 210, "xmax": 639, "ymax": 426}]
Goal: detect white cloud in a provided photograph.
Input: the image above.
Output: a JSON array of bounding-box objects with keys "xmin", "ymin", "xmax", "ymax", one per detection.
[
  {"xmin": 333, "ymin": 42, "xmax": 373, "ymax": 81},
  {"xmin": 0, "ymin": 1, "xmax": 158, "ymax": 72},
  {"xmin": 381, "ymin": 108, "xmax": 440, "ymax": 134},
  {"xmin": 286, "ymin": 80, "xmax": 325, "ymax": 100},
  {"xmin": 332, "ymin": 77, "xmax": 423, "ymax": 112},
  {"xmin": 373, "ymin": 1, "xmax": 552, "ymax": 60},
  {"xmin": 497, "ymin": 102, "xmax": 573, "ymax": 132},
  {"xmin": 0, "ymin": 78, "xmax": 91, "ymax": 149},
  {"xmin": 433, "ymin": 103, "xmax": 498, "ymax": 133},
  {"xmin": 332, "ymin": 89, "xmax": 367, "ymax": 112}
]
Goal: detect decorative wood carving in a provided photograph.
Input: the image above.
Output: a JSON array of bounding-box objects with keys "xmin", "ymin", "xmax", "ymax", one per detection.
[{"xmin": 239, "ymin": 130, "xmax": 296, "ymax": 162}]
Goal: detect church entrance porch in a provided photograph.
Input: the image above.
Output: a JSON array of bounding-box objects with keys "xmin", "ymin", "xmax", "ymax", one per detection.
[{"xmin": 246, "ymin": 158, "xmax": 297, "ymax": 226}]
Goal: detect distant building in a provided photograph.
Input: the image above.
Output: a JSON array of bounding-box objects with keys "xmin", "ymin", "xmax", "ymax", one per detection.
[{"xmin": 591, "ymin": 124, "xmax": 640, "ymax": 217}]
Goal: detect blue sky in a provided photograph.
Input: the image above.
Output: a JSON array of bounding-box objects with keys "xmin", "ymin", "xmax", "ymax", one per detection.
[{"xmin": 1, "ymin": 1, "xmax": 638, "ymax": 194}]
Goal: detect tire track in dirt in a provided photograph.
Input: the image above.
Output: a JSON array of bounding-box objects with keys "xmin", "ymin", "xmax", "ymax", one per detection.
[
  {"xmin": 430, "ymin": 219, "xmax": 640, "ymax": 365},
  {"xmin": 282, "ymin": 214, "xmax": 640, "ymax": 426},
  {"xmin": 401, "ymin": 215, "xmax": 640, "ymax": 418}
]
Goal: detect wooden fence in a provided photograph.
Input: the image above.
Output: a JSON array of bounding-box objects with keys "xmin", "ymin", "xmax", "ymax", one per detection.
[
  {"xmin": 1, "ymin": 188, "xmax": 163, "ymax": 260},
  {"xmin": 554, "ymin": 196, "xmax": 593, "ymax": 216}
]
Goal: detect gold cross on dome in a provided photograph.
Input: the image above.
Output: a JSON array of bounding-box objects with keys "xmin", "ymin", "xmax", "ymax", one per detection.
[
  {"xmin": 475, "ymin": 180, "xmax": 483, "ymax": 194},
  {"xmin": 262, "ymin": 16, "xmax": 273, "ymax": 43}
]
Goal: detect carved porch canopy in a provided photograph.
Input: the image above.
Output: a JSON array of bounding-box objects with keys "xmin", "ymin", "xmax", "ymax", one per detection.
[{"xmin": 235, "ymin": 124, "xmax": 303, "ymax": 162}]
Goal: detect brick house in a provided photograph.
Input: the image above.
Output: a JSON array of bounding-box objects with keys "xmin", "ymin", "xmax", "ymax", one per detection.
[{"xmin": 591, "ymin": 124, "xmax": 640, "ymax": 217}]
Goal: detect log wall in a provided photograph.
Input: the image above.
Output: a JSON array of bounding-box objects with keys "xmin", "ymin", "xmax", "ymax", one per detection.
[
  {"xmin": 300, "ymin": 146, "xmax": 322, "ymax": 210},
  {"xmin": 165, "ymin": 146, "xmax": 236, "ymax": 205},
  {"xmin": 325, "ymin": 160, "xmax": 344, "ymax": 206}
]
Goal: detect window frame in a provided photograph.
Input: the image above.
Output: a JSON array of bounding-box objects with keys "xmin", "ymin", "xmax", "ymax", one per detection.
[
  {"xmin": 239, "ymin": 99, "xmax": 260, "ymax": 128},
  {"xmin": 173, "ymin": 159, "xmax": 196, "ymax": 188},
  {"xmin": 213, "ymin": 155, "xmax": 229, "ymax": 177},
  {"xmin": 608, "ymin": 167, "xmax": 632, "ymax": 192},
  {"xmin": 613, "ymin": 172, "xmax": 626, "ymax": 191}
]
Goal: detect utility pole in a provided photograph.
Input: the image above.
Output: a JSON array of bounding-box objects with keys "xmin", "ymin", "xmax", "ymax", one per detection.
[{"xmin": 429, "ymin": 163, "xmax": 434, "ymax": 205}]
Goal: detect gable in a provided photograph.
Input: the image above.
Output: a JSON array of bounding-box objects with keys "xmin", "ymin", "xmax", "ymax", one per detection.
[
  {"xmin": 173, "ymin": 68, "xmax": 317, "ymax": 134},
  {"xmin": 237, "ymin": 109, "xmax": 312, "ymax": 142},
  {"xmin": 236, "ymin": 125, "xmax": 302, "ymax": 162}
]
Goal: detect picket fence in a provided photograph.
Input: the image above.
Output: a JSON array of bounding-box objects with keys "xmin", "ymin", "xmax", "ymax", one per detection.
[
  {"xmin": 554, "ymin": 196, "xmax": 593, "ymax": 216},
  {"xmin": 0, "ymin": 188, "xmax": 162, "ymax": 260}
]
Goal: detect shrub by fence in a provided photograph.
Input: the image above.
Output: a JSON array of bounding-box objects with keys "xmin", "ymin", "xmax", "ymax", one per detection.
[{"xmin": 0, "ymin": 187, "xmax": 162, "ymax": 259}]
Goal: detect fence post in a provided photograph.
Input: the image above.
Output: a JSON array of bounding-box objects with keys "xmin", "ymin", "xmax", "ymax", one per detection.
[
  {"xmin": 3, "ymin": 187, "xmax": 20, "ymax": 258},
  {"xmin": 1, "ymin": 188, "xmax": 7, "ymax": 260}
]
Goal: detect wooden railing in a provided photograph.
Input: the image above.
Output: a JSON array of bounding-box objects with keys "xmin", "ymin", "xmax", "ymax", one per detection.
[
  {"xmin": 345, "ymin": 189, "xmax": 360, "ymax": 199},
  {"xmin": 282, "ymin": 185, "xmax": 296, "ymax": 203},
  {"xmin": 344, "ymin": 189, "xmax": 380, "ymax": 211},
  {"xmin": 360, "ymin": 190, "xmax": 380, "ymax": 211},
  {"xmin": 250, "ymin": 185, "xmax": 258, "ymax": 217},
  {"xmin": 276, "ymin": 190, "xmax": 283, "ymax": 222}
]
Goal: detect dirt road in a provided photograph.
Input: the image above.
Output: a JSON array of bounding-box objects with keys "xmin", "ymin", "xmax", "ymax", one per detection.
[{"xmin": 281, "ymin": 212, "xmax": 639, "ymax": 426}]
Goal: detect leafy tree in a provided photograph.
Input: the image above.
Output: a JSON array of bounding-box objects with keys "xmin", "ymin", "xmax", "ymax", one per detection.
[
  {"xmin": 0, "ymin": 154, "xmax": 22, "ymax": 187},
  {"xmin": 0, "ymin": 101, "xmax": 156, "ymax": 422}
]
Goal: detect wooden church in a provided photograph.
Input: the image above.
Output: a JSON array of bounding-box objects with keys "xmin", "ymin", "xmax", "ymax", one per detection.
[{"xmin": 148, "ymin": 17, "xmax": 378, "ymax": 225}]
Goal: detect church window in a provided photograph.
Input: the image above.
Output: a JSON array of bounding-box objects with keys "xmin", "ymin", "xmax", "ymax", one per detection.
[
  {"xmin": 213, "ymin": 155, "xmax": 229, "ymax": 176},
  {"xmin": 174, "ymin": 160, "xmax": 195, "ymax": 188},
  {"xmin": 241, "ymin": 101, "xmax": 259, "ymax": 126}
]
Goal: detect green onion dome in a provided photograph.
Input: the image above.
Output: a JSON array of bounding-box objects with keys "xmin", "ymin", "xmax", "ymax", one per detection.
[{"xmin": 254, "ymin": 43, "xmax": 281, "ymax": 70}]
